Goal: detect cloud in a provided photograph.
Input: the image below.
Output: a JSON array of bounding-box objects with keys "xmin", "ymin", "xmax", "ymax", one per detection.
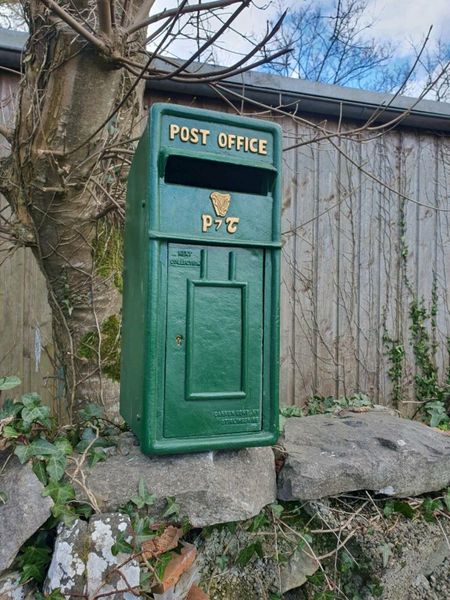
[
  {"xmin": 364, "ymin": 0, "xmax": 450, "ymax": 54},
  {"xmin": 148, "ymin": 0, "xmax": 450, "ymax": 92}
]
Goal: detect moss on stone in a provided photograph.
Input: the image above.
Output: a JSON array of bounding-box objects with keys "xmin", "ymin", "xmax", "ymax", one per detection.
[{"xmin": 78, "ymin": 314, "xmax": 121, "ymax": 381}]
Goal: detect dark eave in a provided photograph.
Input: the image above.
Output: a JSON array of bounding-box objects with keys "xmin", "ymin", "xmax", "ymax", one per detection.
[{"xmin": 1, "ymin": 27, "xmax": 450, "ymax": 133}]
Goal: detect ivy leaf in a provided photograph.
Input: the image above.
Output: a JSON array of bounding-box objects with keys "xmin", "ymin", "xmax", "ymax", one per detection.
[
  {"xmin": 162, "ymin": 496, "xmax": 179, "ymax": 519},
  {"xmin": 79, "ymin": 403, "xmax": 104, "ymax": 420},
  {"xmin": 35, "ymin": 591, "xmax": 65, "ymax": 600},
  {"xmin": 155, "ymin": 552, "xmax": 173, "ymax": 580},
  {"xmin": 32, "ymin": 460, "xmax": 48, "ymax": 486},
  {"xmin": 270, "ymin": 503, "xmax": 285, "ymax": 518},
  {"xmin": 133, "ymin": 516, "xmax": 156, "ymax": 545},
  {"xmin": 17, "ymin": 545, "xmax": 52, "ymax": 584},
  {"xmin": 14, "ymin": 444, "xmax": 32, "ymax": 464},
  {"xmin": 0, "ymin": 398, "xmax": 23, "ymax": 418},
  {"xmin": 88, "ymin": 447, "xmax": 107, "ymax": 467},
  {"xmin": 236, "ymin": 541, "xmax": 263, "ymax": 567},
  {"xmin": 111, "ymin": 532, "xmax": 133, "ymax": 556},
  {"xmin": 51, "ymin": 503, "xmax": 77, "ymax": 526},
  {"xmin": 43, "ymin": 480, "xmax": 75, "ymax": 505},
  {"xmin": 20, "ymin": 393, "xmax": 41, "ymax": 408},
  {"xmin": 131, "ymin": 478, "xmax": 155, "ymax": 509},
  {"xmin": 421, "ymin": 497, "xmax": 442, "ymax": 522},
  {"xmin": 54, "ymin": 437, "xmax": 73, "ymax": 456},
  {"xmin": 20, "ymin": 562, "xmax": 45, "ymax": 584},
  {"xmin": 383, "ymin": 500, "xmax": 394, "ymax": 517},
  {"xmin": 384, "ymin": 499, "xmax": 415, "ymax": 519},
  {"xmin": 29, "ymin": 438, "xmax": 59, "ymax": 457},
  {"xmin": 2, "ymin": 425, "xmax": 20, "ymax": 438},
  {"xmin": 75, "ymin": 504, "xmax": 93, "ymax": 519},
  {"xmin": 247, "ymin": 512, "xmax": 269, "ymax": 532},
  {"xmin": 46, "ymin": 452, "xmax": 67, "ymax": 482},
  {"xmin": 297, "ymin": 532, "xmax": 313, "ymax": 550},
  {"xmin": 22, "ymin": 403, "xmax": 52, "ymax": 428},
  {"xmin": 0, "ymin": 375, "xmax": 21, "ymax": 391},
  {"xmin": 393, "ymin": 501, "xmax": 415, "ymax": 519},
  {"xmin": 75, "ymin": 427, "xmax": 111, "ymax": 452}
]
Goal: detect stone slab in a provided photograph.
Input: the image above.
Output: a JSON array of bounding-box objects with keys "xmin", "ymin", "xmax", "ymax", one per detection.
[
  {"xmin": 72, "ymin": 443, "xmax": 276, "ymax": 527},
  {"xmin": 278, "ymin": 412, "xmax": 450, "ymax": 500},
  {"xmin": 0, "ymin": 451, "xmax": 53, "ymax": 572}
]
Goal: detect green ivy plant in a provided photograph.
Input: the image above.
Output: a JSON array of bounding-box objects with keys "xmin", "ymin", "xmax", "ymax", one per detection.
[{"xmin": 0, "ymin": 377, "xmax": 123, "ymax": 587}]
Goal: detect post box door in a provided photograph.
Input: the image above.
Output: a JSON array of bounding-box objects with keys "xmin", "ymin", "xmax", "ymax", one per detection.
[{"xmin": 164, "ymin": 244, "xmax": 264, "ymax": 438}]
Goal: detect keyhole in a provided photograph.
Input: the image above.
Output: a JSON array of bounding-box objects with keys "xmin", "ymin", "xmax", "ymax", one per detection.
[{"xmin": 175, "ymin": 335, "xmax": 183, "ymax": 347}]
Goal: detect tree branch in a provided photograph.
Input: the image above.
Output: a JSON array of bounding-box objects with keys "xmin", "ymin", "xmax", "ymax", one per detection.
[
  {"xmin": 130, "ymin": 0, "xmax": 157, "ymax": 32},
  {"xmin": 141, "ymin": 46, "xmax": 291, "ymax": 83},
  {"xmin": 148, "ymin": 0, "xmax": 253, "ymax": 81},
  {"xmin": 39, "ymin": 0, "xmax": 108, "ymax": 53},
  {"xmin": 126, "ymin": 0, "xmax": 242, "ymax": 36},
  {"xmin": 97, "ymin": 0, "xmax": 113, "ymax": 38},
  {"xmin": 0, "ymin": 123, "xmax": 12, "ymax": 143}
]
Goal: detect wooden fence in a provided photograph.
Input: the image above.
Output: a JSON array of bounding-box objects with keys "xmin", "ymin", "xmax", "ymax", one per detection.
[{"xmin": 1, "ymin": 77, "xmax": 450, "ymax": 416}]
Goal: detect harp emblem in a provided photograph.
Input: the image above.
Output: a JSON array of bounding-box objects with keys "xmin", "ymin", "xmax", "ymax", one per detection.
[{"xmin": 210, "ymin": 192, "xmax": 231, "ymax": 217}]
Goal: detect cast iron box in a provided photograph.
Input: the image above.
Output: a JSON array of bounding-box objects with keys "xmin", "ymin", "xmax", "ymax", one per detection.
[{"xmin": 120, "ymin": 103, "xmax": 281, "ymax": 454}]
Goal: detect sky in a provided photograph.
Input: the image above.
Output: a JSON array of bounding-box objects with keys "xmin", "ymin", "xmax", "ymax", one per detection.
[
  {"xmin": 151, "ymin": 0, "xmax": 450, "ymax": 53},
  {"xmin": 366, "ymin": 0, "xmax": 449, "ymax": 54},
  {"xmin": 1, "ymin": 0, "xmax": 448, "ymax": 96},
  {"xmin": 150, "ymin": 0, "xmax": 450, "ymax": 97}
]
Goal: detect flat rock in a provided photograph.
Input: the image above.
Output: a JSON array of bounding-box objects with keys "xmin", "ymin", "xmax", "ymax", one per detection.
[
  {"xmin": 72, "ymin": 444, "xmax": 276, "ymax": 527},
  {"xmin": 279, "ymin": 548, "xmax": 318, "ymax": 593},
  {"xmin": 0, "ymin": 451, "xmax": 53, "ymax": 572},
  {"xmin": 0, "ymin": 571, "xmax": 34, "ymax": 600},
  {"xmin": 278, "ymin": 412, "xmax": 450, "ymax": 500},
  {"xmin": 45, "ymin": 514, "xmax": 140, "ymax": 599},
  {"xmin": 44, "ymin": 520, "xmax": 87, "ymax": 597}
]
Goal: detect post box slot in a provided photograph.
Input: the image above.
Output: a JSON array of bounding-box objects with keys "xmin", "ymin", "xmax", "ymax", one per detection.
[{"xmin": 164, "ymin": 155, "xmax": 274, "ymax": 195}]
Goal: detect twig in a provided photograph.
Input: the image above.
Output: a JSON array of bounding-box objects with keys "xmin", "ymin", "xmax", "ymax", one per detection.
[
  {"xmin": 126, "ymin": 0, "xmax": 241, "ymax": 35},
  {"xmin": 39, "ymin": 0, "xmax": 108, "ymax": 53}
]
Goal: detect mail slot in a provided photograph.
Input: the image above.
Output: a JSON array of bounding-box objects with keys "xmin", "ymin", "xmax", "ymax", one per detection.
[{"xmin": 120, "ymin": 103, "xmax": 281, "ymax": 454}]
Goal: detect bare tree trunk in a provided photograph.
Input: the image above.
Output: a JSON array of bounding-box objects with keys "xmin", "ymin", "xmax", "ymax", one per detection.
[
  {"xmin": 3, "ymin": 1, "xmax": 146, "ymax": 421},
  {"xmin": 0, "ymin": 0, "xmax": 285, "ymax": 422}
]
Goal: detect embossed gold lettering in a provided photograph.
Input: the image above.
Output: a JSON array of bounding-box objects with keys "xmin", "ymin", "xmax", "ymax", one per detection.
[
  {"xmin": 169, "ymin": 123, "xmax": 267, "ymax": 154},
  {"xmin": 249, "ymin": 138, "xmax": 258, "ymax": 153},
  {"xmin": 169, "ymin": 123, "xmax": 210, "ymax": 144},
  {"xmin": 217, "ymin": 132, "xmax": 227, "ymax": 148},
  {"xmin": 201, "ymin": 214, "xmax": 213, "ymax": 232},
  {"xmin": 180, "ymin": 126, "xmax": 190, "ymax": 142},
  {"xmin": 169, "ymin": 123, "xmax": 180, "ymax": 139},
  {"xmin": 199, "ymin": 129, "xmax": 210, "ymax": 144},
  {"xmin": 225, "ymin": 217, "xmax": 240, "ymax": 234}
]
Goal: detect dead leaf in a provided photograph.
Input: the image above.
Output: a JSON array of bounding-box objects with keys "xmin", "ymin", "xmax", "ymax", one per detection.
[
  {"xmin": 0, "ymin": 416, "xmax": 13, "ymax": 451},
  {"xmin": 186, "ymin": 583, "xmax": 209, "ymax": 600},
  {"xmin": 142, "ymin": 525, "xmax": 183, "ymax": 560},
  {"xmin": 153, "ymin": 543, "xmax": 197, "ymax": 593}
]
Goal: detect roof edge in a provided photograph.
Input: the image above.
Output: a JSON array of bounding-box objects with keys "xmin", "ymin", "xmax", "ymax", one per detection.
[{"xmin": 1, "ymin": 27, "xmax": 450, "ymax": 132}]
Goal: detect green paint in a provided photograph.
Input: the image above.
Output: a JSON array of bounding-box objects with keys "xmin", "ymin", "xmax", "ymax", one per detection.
[
  {"xmin": 120, "ymin": 103, "xmax": 282, "ymax": 454},
  {"xmin": 79, "ymin": 314, "xmax": 121, "ymax": 381}
]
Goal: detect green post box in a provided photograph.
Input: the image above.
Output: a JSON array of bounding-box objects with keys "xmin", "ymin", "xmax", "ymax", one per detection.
[{"xmin": 120, "ymin": 103, "xmax": 281, "ymax": 455}]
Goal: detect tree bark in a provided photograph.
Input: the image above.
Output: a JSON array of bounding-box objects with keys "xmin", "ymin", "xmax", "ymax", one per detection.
[{"xmin": 4, "ymin": 1, "xmax": 146, "ymax": 421}]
